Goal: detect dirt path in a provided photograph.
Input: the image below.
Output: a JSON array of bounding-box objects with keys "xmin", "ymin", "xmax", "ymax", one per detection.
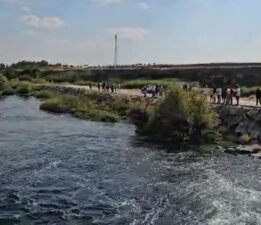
[{"xmin": 61, "ymin": 84, "xmax": 143, "ymax": 97}]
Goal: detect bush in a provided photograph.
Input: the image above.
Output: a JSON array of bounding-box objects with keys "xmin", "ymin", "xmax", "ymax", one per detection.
[
  {"xmin": 40, "ymin": 95, "xmax": 77, "ymax": 113},
  {"xmin": 8, "ymin": 79, "xmax": 20, "ymax": 89},
  {"xmin": 16, "ymin": 82, "xmax": 32, "ymax": 95},
  {"xmin": 30, "ymin": 77, "xmax": 47, "ymax": 84},
  {"xmin": 0, "ymin": 75, "xmax": 15, "ymax": 96},
  {"xmin": 1, "ymin": 83, "xmax": 15, "ymax": 96},
  {"xmin": 40, "ymin": 98, "xmax": 70, "ymax": 113},
  {"xmin": 0, "ymin": 74, "xmax": 8, "ymax": 85},
  {"xmin": 34, "ymin": 90, "xmax": 55, "ymax": 99},
  {"xmin": 133, "ymin": 85, "xmax": 218, "ymax": 142}
]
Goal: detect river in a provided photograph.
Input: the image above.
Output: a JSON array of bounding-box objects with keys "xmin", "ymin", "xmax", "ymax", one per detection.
[{"xmin": 0, "ymin": 96, "xmax": 260, "ymax": 225}]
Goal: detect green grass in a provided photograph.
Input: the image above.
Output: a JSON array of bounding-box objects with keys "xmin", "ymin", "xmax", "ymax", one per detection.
[
  {"xmin": 0, "ymin": 76, "xmax": 16, "ymax": 96},
  {"xmin": 16, "ymin": 82, "xmax": 32, "ymax": 95},
  {"xmin": 1, "ymin": 83, "xmax": 15, "ymax": 96},
  {"xmin": 34, "ymin": 90, "xmax": 55, "ymax": 99},
  {"xmin": 39, "ymin": 93, "xmax": 124, "ymax": 122},
  {"xmin": 0, "ymin": 74, "xmax": 8, "ymax": 85},
  {"xmin": 40, "ymin": 97, "xmax": 73, "ymax": 113},
  {"xmin": 241, "ymin": 86, "xmax": 260, "ymax": 97},
  {"xmin": 30, "ymin": 77, "xmax": 47, "ymax": 84}
]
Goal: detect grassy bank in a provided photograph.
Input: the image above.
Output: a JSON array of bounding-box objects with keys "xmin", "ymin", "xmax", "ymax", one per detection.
[
  {"xmin": 38, "ymin": 89, "xmax": 141, "ymax": 122},
  {"xmin": 39, "ymin": 94, "xmax": 121, "ymax": 122},
  {"xmin": 0, "ymin": 75, "xmax": 33, "ymax": 96},
  {"xmin": 0, "ymin": 75, "xmax": 228, "ymax": 144},
  {"xmin": 0, "ymin": 74, "xmax": 143, "ymax": 123}
]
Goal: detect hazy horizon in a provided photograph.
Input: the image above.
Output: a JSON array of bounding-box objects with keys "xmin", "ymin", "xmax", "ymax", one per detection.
[{"xmin": 1, "ymin": 0, "xmax": 261, "ymax": 65}]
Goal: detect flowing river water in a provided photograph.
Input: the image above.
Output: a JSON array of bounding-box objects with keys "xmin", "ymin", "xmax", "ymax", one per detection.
[{"xmin": 0, "ymin": 96, "xmax": 260, "ymax": 225}]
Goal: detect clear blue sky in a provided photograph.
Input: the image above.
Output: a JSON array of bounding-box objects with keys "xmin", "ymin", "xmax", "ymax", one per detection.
[{"xmin": 1, "ymin": 0, "xmax": 261, "ymax": 65}]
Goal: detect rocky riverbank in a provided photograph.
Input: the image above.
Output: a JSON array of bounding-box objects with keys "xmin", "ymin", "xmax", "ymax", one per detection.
[{"xmin": 216, "ymin": 105, "xmax": 261, "ymax": 144}]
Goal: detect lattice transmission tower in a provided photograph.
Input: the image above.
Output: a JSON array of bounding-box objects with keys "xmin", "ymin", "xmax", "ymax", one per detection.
[{"xmin": 114, "ymin": 34, "xmax": 118, "ymax": 67}]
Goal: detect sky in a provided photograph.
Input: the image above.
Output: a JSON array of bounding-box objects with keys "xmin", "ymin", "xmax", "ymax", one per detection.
[{"xmin": 1, "ymin": 0, "xmax": 261, "ymax": 65}]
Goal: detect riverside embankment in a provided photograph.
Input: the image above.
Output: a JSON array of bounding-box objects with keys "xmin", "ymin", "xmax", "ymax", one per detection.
[
  {"xmin": 38, "ymin": 85, "xmax": 261, "ymax": 145},
  {"xmin": 1, "ymin": 81, "xmax": 261, "ymax": 148}
]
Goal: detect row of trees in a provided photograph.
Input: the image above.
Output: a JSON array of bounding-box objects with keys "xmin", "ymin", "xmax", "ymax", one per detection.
[{"xmin": 0, "ymin": 60, "xmax": 84, "ymax": 70}]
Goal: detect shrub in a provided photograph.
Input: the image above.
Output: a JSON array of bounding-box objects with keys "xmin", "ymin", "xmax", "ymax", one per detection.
[
  {"xmin": 30, "ymin": 77, "xmax": 47, "ymax": 84},
  {"xmin": 34, "ymin": 90, "xmax": 55, "ymax": 99},
  {"xmin": 16, "ymin": 82, "xmax": 32, "ymax": 95},
  {"xmin": 8, "ymin": 79, "xmax": 20, "ymax": 89},
  {"xmin": 1, "ymin": 83, "xmax": 15, "ymax": 96},
  {"xmin": 0, "ymin": 74, "xmax": 8, "ymax": 85},
  {"xmin": 132, "ymin": 84, "xmax": 218, "ymax": 142},
  {"xmin": 0, "ymin": 75, "xmax": 16, "ymax": 96},
  {"xmin": 40, "ymin": 97, "xmax": 72, "ymax": 113}
]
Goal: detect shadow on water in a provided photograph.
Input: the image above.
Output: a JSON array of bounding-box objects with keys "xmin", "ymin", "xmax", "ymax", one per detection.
[{"xmin": 129, "ymin": 135, "xmax": 218, "ymax": 155}]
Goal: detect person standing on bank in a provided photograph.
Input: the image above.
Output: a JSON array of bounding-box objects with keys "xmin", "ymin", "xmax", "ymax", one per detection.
[
  {"xmin": 225, "ymin": 86, "xmax": 231, "ymax": 105},
  {"xmin": 256, "ymin": 88, "xmax": 261, "ymax": 106},
  {"xmin": 216, "ymin": 87, "xmax": 222, "ymax": 104},
  {"xmin": 97, "ymin": 81, "xmax": 101, "ymax": 91},
  {"xmin": 236, "ymin": 85, "xmax": 241, "ymax": 106}
]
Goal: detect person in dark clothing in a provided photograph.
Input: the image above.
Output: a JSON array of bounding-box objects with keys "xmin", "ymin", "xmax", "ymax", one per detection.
[
  {"xmin": 155, "ymin": 85, "xmax": 160, "ymax": 97},
  {"xmin": 97, "ymin": 82, "xmax": 101, "ymax": 91},
  {"xmin": 105, "ymin": 82, "xmax": 110, "ymax": 92},
  {"xmin": 256, "ymin": 88, "xmax": 261, "ymax": 106},
  {"xmin": 111, "ymin": 83, "xmax": 114, "ymax": 93},
  {"xmin": 89, "ymin": 82, "xmax": 92, "ymax": 90},
  {"xmin": 102, "ymin": 82, "xmax": 106, "ymax": 91},
  {"xmin": 222, "ymin": 88, "xmax": 226, "ymax": 104},
  {"xmin": 230, "ymin": 87, "xmax": 234, "ymax": 105}
]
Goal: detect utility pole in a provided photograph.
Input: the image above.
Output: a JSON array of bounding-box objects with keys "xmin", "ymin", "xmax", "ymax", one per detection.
[{"xmin": 114, "ymin": 34, "xmax": 118, "ymax": 67}]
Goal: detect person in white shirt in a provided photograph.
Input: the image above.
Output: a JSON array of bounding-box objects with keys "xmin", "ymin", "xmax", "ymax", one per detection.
[
  {"xmin": 236, "ymin": 85, "xmax": 241, "ymax": 106},
  {"xmin": 226, "ymin": 86, "xmax": 231, "ymax": 105},
  {"xmin": 216, "ymin": 87, "xmax": 222, "ymax": 104}
]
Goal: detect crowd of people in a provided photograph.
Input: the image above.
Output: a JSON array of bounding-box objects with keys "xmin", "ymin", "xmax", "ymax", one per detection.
[
  {"xmin": 141, "ymin": 85, "xmax": 164, "ymax": 98},
  {"xmin": 94, "ymin": 81, "xmax": 120, "ymax": 93},
  {"xmin": 208, "ymin": 86, "xmax": 241, "ymax": 105},
  {"xmin": 87, "ymin": 81, "xmax": 261, "ymax": 107},
  {"xmin": 208, "ymin": 86, "xmax": 261, "ymax": 106}
]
